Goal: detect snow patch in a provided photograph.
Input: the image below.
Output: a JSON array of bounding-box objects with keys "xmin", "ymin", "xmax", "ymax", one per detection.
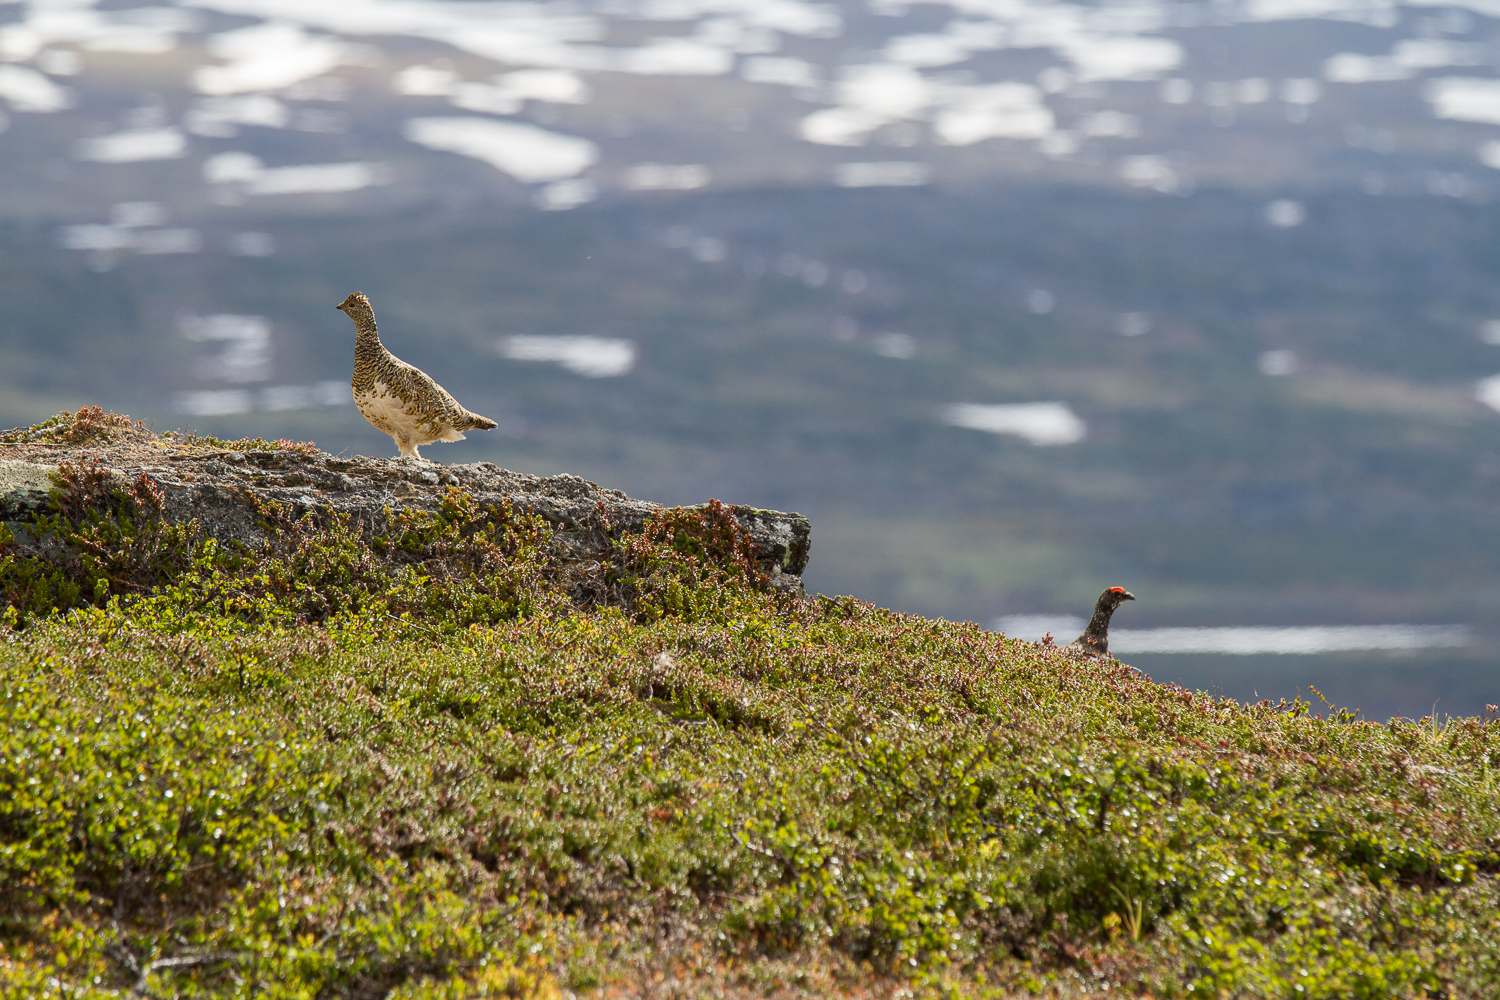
[
  {"xmin": 203, "ymin": 153, "xmax": 390, "ymax": 194},
  {"xmin": 74, "ymin": 127, "xmax": 186, "ymax": 162},
  {"xmin": 1427, "ymin": 77, "xmax": 1500, "ymax": 126},
  {"xmin": 834, "ymin": 161, "xmax": 931, "ymax": 187},
  {"xmin": 941, "ymin": 402, "xmax": 1086, "ymax": 446},
  {"xmin": 195, "ymin": 22, "xmax": 350, "ymax": 96},
  {"xmin": 0, "ymin": 65, "xmax": 72, "ymax": 113},
  {"xmin": 625, "ymin": 163, "xmax": 710, "ymax": 190},
  {"xmin": 503, "ymin": 335, "xmax": 636, "ymax": 377},
  {"xmin": 404, "ymin": 117, "xmax": 597, "ymax": 183},
  {"xmin": 1113, "ymin": 624, "xmax": 1471, "ymax": 655}
]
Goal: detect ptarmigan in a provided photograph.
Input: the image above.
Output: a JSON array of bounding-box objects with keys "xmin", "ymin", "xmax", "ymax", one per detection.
[
  {"xmin": 1067, "ymin": 586, "xmax": 1135, "ymax": 658},
  {"xmin": 336, "ymin": 291, "xmax": 496, "ymax": 461}
]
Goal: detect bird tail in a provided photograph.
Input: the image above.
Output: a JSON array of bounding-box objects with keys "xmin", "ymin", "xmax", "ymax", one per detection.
[{"xmin": 464, "ymin": 411, "xmax": 498, "ymax": 430}]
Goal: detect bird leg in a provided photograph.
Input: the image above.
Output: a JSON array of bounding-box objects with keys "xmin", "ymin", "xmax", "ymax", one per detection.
[{"xmin": 394, "ymin": 435, "xmax": 423, "ymax": 461}]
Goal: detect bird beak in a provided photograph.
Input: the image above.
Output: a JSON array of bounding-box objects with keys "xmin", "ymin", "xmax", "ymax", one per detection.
[{"xmin": 1123, "ymin": 591, "xmax": 1136, "ymax": 601}]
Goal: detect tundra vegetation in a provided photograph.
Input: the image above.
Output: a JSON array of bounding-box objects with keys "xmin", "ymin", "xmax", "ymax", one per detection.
[{"xmin": 2, "ymin": 410, "xmax": 1499, "ymax": 999}]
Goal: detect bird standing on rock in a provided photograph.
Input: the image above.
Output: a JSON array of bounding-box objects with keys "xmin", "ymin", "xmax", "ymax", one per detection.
[
  {"xmin": 1068, "ymin": 586, "xmax": 1135, "ymax": 658},
  {"xmin": 336, "ymin": 291, "xmax": 496, "ymax": 461}
]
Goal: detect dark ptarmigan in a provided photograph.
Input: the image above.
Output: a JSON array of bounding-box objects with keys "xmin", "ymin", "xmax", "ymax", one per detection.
[
  {"xmin": 1067, "ymin": 586, "xmax": 1135, "ymax": 658},
  {"xmin": 336, "ymin": 291, "xmax": 497, "ymax": 461}
]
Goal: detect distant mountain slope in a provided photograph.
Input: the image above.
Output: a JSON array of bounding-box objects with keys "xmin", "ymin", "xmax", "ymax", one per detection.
[{"xmin": 4, "ymin": 0, "xmax": 1500, "ymax": 716}]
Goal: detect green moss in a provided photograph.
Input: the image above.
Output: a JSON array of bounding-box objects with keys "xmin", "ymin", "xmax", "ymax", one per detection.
[{"xmin": 155, "ymin": 432, "xmax": 321, "ymax": 455}]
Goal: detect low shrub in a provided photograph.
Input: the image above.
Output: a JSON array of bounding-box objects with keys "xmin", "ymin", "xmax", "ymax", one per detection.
[{"xmin": 2, "ymin": 414, "xmax": 1498, "ymax": 997}]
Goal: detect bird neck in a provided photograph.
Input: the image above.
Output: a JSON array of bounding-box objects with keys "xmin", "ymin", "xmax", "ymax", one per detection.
[
  {"xmin": 352, "ymin": 313, "xmax": 384, "ymax": 360},
  {"xmin": 1084, "ymin": 601, "xmax": 1117, "ymax": 638}
]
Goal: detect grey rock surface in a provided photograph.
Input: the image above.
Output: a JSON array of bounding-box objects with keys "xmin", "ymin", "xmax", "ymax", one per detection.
[
  {"xmin": 0, "ymin": 450, "xmax": 811, "ymax": 583},
  {"xmin": 0, "ymin": 460, "xmax": 56, "ymax": 508}
]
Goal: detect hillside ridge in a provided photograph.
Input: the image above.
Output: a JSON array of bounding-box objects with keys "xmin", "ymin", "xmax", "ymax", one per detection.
[{"xmin": 3, "ymin": 409, "xmax": 1500, "ymax": 998}]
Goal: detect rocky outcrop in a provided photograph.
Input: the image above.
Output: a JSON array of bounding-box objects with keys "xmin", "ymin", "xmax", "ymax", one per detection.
[{"xmin": 0, "ymin": 450, "xmax": 811, "ymax": 586}]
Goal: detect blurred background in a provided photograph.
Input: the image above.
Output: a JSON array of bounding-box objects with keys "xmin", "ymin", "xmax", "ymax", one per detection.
[{"xmin": 3, "ymin": 0, "xmax": 1499, "ymax": 719}]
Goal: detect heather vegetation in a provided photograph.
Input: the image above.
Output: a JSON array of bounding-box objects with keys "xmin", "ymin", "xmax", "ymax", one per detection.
[{"xmin": 3, "ymin": 412, "xmax": 1500, "ymax": 998}]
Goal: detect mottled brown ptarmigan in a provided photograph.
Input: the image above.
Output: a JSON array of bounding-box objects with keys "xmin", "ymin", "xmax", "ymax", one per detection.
[
  {"xmin": 336, "ymin": 291, "xmax": 496, "ymax": 461},
  {"xmin": 1067, "ymin": 586, "xmax": 1135, "ymax": 658}
]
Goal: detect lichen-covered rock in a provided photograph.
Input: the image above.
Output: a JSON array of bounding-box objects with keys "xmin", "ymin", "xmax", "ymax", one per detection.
[{"xmin": 0, "ymin": 415, "xmax": 811, "ymax": 585}]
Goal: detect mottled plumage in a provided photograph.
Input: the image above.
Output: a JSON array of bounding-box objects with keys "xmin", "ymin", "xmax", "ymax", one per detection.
[
  {"xmin": 1068, "ymin": 586, "xmax": 1135, "ymax": 658},
  {"xmin": 336, "ymin": 291, "xmax": 496, "ymax": 461}
]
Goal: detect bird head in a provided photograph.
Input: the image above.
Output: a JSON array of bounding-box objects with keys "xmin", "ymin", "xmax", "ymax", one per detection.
[
  {"xmin": 1101, "ymin": 586, "xmax": 1135, "ymax": 609},
  {"xmin": 336, "ymin": 291, "xmax": 371, "ymax": 319}
]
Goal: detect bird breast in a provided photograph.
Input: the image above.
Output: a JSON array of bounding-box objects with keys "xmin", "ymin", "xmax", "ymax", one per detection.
[{"xmin": 354, "ymin": 380, "xmax": 410, "ymax": 435}]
